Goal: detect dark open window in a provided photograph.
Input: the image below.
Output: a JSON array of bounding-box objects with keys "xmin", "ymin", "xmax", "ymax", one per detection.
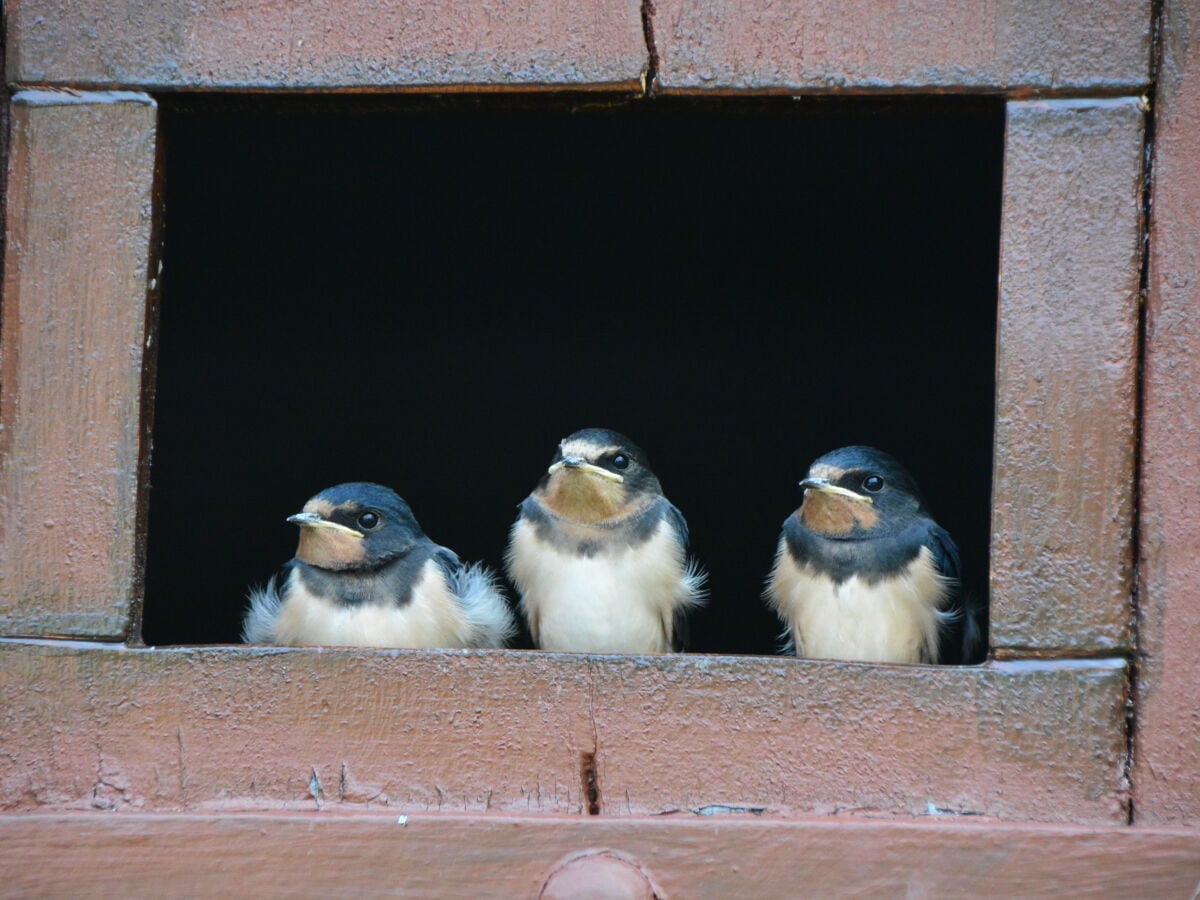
[{"xmin": 143, "ymin": 96, "xmax": 1003, "ymax": 654}]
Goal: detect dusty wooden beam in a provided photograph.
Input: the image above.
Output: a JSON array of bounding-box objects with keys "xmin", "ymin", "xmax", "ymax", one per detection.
[
  {"xmin": 650, "ymin": 1, "xmax": 1151, "ymax": 94},
  {"xmin": 0, "ymin": 91, "xmax": 157, "ymax": 639},
  {"xmin": 990, "ymin": 98, "xmax": 1145, "ymax": 656},
  {"xmin": 6, "ymin": 0, "xmax": 647, "ymax": 92},
  {"xmin": 0, "ymin": 643, "xmax": 1128, "ymax": 823}
]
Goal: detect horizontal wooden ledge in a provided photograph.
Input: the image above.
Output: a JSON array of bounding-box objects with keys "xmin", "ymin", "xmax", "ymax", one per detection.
[
  {"xmin": 8, "ymin": 0, "xmax": 1151, "ymax": 94},
  {"xmin": 643, "ymin": 85, "xmax": 1151, "ymax": 100},
  {"xmin": 7, "ymin": 0, "xmax": 648, "ymax": 91},
  {"xmin": 0, "ymin": 635, "xmax": 1125, "ymax": 668},
  {"xmin": 5, "ymin": 82, "xmax": 1153, "ymax": 100},
  {"xmin": 0, "ymin": 642, "xmax": 1128, "ymax": 824},
  {"xmin": 2, "ymin": 812, "xmax": 1198, "ymax": 896},
  {"xmin": 8, "ymin": 81, "xmax": 650, "ymax": 96},
  {"xmin": 651, "ymin": 0, "xmax": 1152, "ymax": 94}
]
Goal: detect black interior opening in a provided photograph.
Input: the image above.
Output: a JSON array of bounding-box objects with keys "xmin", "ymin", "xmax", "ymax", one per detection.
[{"xmin": 143, "ymin": 94, "xmax": 1003, "ymax": 656}]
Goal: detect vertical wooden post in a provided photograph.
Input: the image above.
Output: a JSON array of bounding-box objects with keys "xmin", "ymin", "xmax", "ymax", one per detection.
[
  {"xmin": 0, "ymin": 91, "xmax": 157, "ymax": 639},
  {"xmin": 991, "ymin": 98, "xmax": 1145, "ymax": 656},
  {"xmin": 1135, "ymin": 0, "xmax": 1200, "ymax": 826}
]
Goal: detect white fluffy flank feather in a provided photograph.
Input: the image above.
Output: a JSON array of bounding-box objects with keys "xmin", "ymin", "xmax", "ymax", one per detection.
[
  {"xmin": 447, "ymin": 562, "xmax": 517, "ymax": 649},
  {"xmin": 242, "ymin": 573, "xmax": 283, "ymax": 644},
  {"xmin": 681, "ymin": 556, "xmax": 708, "ymax": 610}
]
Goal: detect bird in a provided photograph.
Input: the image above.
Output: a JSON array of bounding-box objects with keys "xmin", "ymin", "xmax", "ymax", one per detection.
[
  {"xmin": 242, "ymin": 482, "xmax": 515, "ymax": 649},
  {"xmin": 764, "ymin": 445, "xmax": 980, "ymax": 665},
  {"xmin": 505, "ymin": 428, "xmax": 705, "ymax": 654}
]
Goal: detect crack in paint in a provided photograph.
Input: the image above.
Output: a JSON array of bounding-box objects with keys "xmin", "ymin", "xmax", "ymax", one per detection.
[
  {"xmin": 1124, "ymin": 0, "xmax": 1167, "ymax": 830},
  {"xmin": 81, "ymin": 664, "xmax": 130, "ymax": 811},
  {"xmin": 640, "ymin": 0, "xmax": 660, "ymax": 95},
  {"xmin": 175, "ymin": 726, "xmax": 188, "ymax": 809},
  {"xmin": 308, "ymin": 767, "xmax": 323, "ymax": 809},
  {"xmin": 694, "ymin": 805, "xmax": 767, "ymax": 816},
  {"xmin": 581, "ymin": 659, "xmax": 602, "ymax": 815}
]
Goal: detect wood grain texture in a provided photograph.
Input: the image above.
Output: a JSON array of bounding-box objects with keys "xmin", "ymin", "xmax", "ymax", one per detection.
[
  {"xmin": 650, "ymin": 0, "xmax": 1152, "ymax": 94},
  {"xmin": 1135, "ymin": 0, "xmax": 1200, "ymax": 827},
  {"xmin": 6, "ymin": 0, "xmax": 646, "ymax": 91},
  {"xmin": 0, "ymin": 91, "xmax": 157, "ymax": 639},
  {"xmin": 991, "ymin": 98, "xmax": 1144, "ymax": 655},
  {"xmin": 0, "ymin": 643, "xmax": 1128, "ymax": 824},
  {"xmin": 0, "ymin": 16, "xmax": 8, "ymax": 311},
  {"xmin": 1, "ymin": 813, "xmax": 1198, "ymax": 898}
]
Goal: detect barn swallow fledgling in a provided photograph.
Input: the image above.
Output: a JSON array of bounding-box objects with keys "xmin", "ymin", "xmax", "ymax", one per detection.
[
  {"xmin": 243, "ymin": 482, "xmax": 515, "ymax": 649},
  {"xmin": 506, "ymin": 428, "xmax": 705, "ymax": 654},
  {"xmin": 765, "ymin": 446, "xmax": 980, "ymax": 665}
]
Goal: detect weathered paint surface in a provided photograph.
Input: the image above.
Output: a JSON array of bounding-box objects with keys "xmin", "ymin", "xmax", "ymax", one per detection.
[
  {"xmin": 6, "ymin": 0, "xmax": 647, "ymax": 91},
  {"xmin": 0, "ymin": 0, "xmax": 1192, "ymax": 872},
  {"xmin": 991, "ymin": 99, "xmax": 1144, "ymax": 655},
  {"xmin": 1, "ymin": 813, "xmax": 1199, "ymax": 897},
  {"xmin": 1136, "ymin": 0, "xmax": 1200, "ymax": 827},
  {"xmin": 0, "ymin": 643, "xmax": 1128, "ymax": 824},
  {"xmin": 0, "ymin": 91, "xmax": 157, "ymax": 639},
  {"xmin": 650, "ymin": 1, "xmax": 1152, "ymax": 93}
]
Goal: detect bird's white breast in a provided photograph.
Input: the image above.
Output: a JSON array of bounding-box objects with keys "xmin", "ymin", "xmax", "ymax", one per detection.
[
  {"xmin": 272, "ymin": 559, "xmax": 471, "ymax": 649},
  {"xmin": 508, "ymin": 516, "xmax": 692, "ymax": 654},
  {"xmin": 767, "ymin": 542, "xmax": 948, "ymax": 664}
]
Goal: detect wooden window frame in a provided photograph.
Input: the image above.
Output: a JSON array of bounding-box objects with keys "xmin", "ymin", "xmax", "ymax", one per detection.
[{"xmin": 2, "ymin": 0, "xmax": 1198, "ymax": 889}]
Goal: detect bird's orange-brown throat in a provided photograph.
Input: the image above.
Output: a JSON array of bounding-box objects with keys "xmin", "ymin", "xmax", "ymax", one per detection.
[
  {"xmin": 295, "ymin": 523, "xmax": 368, "ymax": 570},
  {"xmin": 799, "ymin": 490, "xmax": 879, "ymax": 536},
  {"xmin": 540, "ymin": 469, "xmax": 628, "ymax": 523}
]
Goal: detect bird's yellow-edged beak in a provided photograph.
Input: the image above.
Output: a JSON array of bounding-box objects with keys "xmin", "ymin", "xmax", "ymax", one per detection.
[
  {"xmin": 286, "ymin": 511, "xmax": 365, "ymax": 538},
  {"xmin": 799, "ymin": 477, "xmax": 874, "ymax": 504},
  {"xmin": 547, "ymin": 456, "xmax": 625, "ymax": 483}
]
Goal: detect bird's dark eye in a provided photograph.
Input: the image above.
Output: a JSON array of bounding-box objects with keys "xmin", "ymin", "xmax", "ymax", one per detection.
[
  {"xmin": 611, "ymin": 454, "xmax": 630, "ymax": 470},
  {"xmin": 862, "ymin": 475, "xmax": 885, "ymax": 493},
  {"xmin": 357, "ymin": 511, "xmax": 380, "ymax": 530}
]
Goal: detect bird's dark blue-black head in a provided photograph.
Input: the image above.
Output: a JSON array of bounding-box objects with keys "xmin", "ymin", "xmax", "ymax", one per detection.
[
  {"xmin": 532, "ymin": 428, "xmax": 665, "ymax": 524},
  {"xmin": 782, "ymin": 446, "xmax": 957, "ymax": 585},
  {"xmin": 795, "ymin": 445, "xmax": 932, "ymax": 541},
  {"xmin": 288, "ymin": 482, "xmax": 427, "ymax": 572}
]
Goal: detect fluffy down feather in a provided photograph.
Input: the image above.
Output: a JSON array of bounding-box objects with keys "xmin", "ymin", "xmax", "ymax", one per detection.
[
  {"xmin": 242, "ymin": 573, "xmax": 283, "ymax": 644},
  {"xmin": 445, "ymin": 561, "xmax": 517, "ymax": 649}
]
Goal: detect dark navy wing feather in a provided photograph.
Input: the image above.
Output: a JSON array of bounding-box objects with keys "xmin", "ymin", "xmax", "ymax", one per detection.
[
  {"xmin": 670, "ymin": 611, "xmax": 690, "ymax": 653},
  {"xmin": 926, "ymin": 525, "xmax": 982, "ymax": 664},
  {"xmin": 663, "ymin": 501, "xmax": 694, "ymax": 653},
  {"xmin": 664, "ymin": 501, "xmax": 690, "ymax": 547},
  {"xmin": 432, "ymin": 545, "xmax": 462, "ymax": 581},
  {"xmin": 926, "ymin": 524, "xmax": 960, "ymax": 583}
]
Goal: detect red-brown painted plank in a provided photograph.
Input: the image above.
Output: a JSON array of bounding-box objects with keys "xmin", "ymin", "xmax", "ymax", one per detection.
[
  {"xmin": 651, "ymin": 1, "xmax": 1151, "ymax": 94},
  {"xmin": 2, "ymin": 813, "xmax": 1199, "ymax": 897},
  {"xmin": 0, "ymin": 91, "xmax": 157, "ymax": 639},
  {"xmin": 990, "ymin": 98, "xmax": 1144, "ymax": 655},
  {"xmin": 586, "ymin": 655, "xmax": 1128, "ymax": 824},
  {"xmin": 1135, "ymin": 0, "xmax": 1200, "ymax": 828},
  {"xmin": 7, "ymin": 0, "xmax": 647, "ymax": 92},
  {"xmin": 0, "ymin": 643, "xmax": 1128, "ymax": 824}
]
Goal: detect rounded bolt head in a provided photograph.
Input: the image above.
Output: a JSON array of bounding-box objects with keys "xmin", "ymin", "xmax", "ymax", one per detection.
[{"xmin": 540, "ymin": 851, "xmax": 657, "ymax": 900}]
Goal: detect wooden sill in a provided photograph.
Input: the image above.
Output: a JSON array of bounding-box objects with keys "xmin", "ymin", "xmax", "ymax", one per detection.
[
  {"xmin": 0, "ymin": 640, "xmax": 1127, "ymax": 824},
  {"xmin": 1, "ymin": 811, "xmax": 1196, "ymax": 895}
]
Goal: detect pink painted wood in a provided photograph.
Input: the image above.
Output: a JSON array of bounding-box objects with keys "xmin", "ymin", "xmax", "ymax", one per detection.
[{"xmin": 0, "ymin": 813, "xmax": 1197, "ymax": 897}]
